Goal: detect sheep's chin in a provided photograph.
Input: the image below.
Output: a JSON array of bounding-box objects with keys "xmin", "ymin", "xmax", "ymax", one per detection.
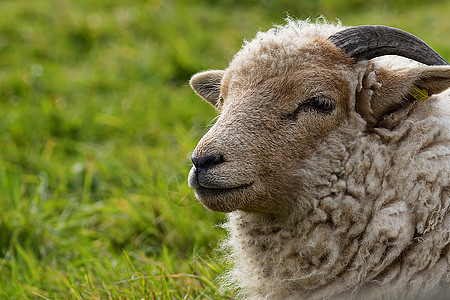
[{"xmin": 194, "ymin": 184, "xmax": 252, "ymax": 212}]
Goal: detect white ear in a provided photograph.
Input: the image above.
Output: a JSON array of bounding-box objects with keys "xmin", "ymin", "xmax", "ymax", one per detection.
[{"xmin": 189, "ymin": 70, "xmax": 225, "ymax": 107}]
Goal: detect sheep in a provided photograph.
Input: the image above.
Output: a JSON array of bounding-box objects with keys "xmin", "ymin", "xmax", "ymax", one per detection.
[{"xmin": 187, "ymin": 19, "xmax": 450, "ymax": 299}]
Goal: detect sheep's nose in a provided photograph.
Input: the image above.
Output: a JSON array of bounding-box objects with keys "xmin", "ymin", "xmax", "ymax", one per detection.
[{"xmin": 192, "ymin": 154, "xmax": 224, "ymax": 169}]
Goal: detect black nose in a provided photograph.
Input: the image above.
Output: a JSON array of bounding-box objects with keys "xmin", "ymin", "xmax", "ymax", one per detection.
[{"xmin": 192, "ymin": 154, "xmax": 224, "ymax": 169}]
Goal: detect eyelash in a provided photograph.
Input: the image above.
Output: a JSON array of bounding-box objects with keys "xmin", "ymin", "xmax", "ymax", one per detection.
[
  {"xmin": 281, "ymin": 95, "xmax": 335, "ymax": 120},
  {"xmin": 307, "ymin": 96, "xmax": 335, "ymax": 112}
]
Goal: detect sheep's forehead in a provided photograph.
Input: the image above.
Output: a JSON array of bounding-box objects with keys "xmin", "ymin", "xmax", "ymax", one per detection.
[
  {"xmin": 222, "ymin": 23, "xmax": 352, "ymax": 100},
  {"xmin": 228, "ymin": 37, "xmax": 349, "ymax": 75},
  {"xmin": 230, "ymin": 20, "xmax": 344, "ymax": 67}
]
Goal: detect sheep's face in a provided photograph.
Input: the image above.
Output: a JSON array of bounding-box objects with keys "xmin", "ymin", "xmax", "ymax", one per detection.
[{"xmin": 189, "ymin": 36, "xmax": 356, "ymax": 213}]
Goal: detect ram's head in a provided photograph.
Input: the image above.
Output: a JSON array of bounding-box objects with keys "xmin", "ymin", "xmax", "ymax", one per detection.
[{"xmin": 188, "ymin": 24, "xmax": 450, "ymax": 213}]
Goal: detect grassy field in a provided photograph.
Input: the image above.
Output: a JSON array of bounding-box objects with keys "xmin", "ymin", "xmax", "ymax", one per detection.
[{"xmin": 0, "ymin": 0, "xmax": 449, "ymax": 298}]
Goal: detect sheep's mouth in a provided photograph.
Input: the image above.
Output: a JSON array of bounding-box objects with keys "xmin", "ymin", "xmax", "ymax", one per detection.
[
  {"xmin": 196, "ymin": 183, "xmax": 252, "ymax": 194},
  {"xmin": 188, "ymin": 166, "xmax": 253, "ymax": 192},
  {"xmin": 188, "ymin": 166, "xmax": 255, "ymax": 211}
]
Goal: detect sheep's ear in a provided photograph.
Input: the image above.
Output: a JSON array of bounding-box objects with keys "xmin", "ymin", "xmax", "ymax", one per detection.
[
  {"xmin": 189, "ymin": 70, "xmax": 224, "ymax": 107},
  {"xmin": 356, "ymin": 65, "xmax": 450, "ymax": 126}
]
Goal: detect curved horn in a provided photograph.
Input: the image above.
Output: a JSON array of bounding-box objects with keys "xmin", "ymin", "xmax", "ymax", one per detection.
[{"xmin": 328, "ymin": 25, "xmax": 449, "ymax": 66}]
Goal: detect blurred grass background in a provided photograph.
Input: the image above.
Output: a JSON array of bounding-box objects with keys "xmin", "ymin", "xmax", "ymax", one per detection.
[{"xmin": 0, "ymin": 0, "xmax": 449, "ymax": 298}]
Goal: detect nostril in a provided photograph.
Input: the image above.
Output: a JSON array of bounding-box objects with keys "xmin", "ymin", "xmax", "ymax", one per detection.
[{"xmin": 192, "ymin": 154, "xmax": 224, "ymax": 169}]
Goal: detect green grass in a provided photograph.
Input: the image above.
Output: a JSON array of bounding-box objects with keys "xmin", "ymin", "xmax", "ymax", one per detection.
[{"xmin": 0, "ymin": 0, "xmax": 449, "ymax": 298}]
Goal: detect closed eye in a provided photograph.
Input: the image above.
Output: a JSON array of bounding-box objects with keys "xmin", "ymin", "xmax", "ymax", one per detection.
[
  {"xmin": 307, "ymin": 95, "xmax": 335, "ymax": 112},
  {"xmin": 281, "ymin": 95, "xmax": 335, "ymax": 120}
]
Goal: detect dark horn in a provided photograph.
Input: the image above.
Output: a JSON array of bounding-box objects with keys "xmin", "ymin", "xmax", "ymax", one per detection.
[{"xmin": 328, "ymin": 25, "xmax": 449, "ymax": 66}]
